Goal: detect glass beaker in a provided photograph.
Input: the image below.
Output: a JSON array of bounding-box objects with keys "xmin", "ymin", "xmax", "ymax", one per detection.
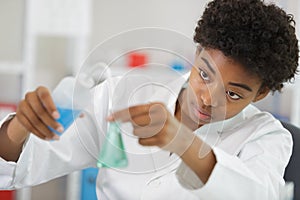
[
  {"xmin": 50, "ymin": 77, "xmax": 90, "ymax": 136},
  {"xmin": 96, "ymin": 74, "xmax": 156, "ymax": 169},
  {"xmin": 97, "ymin": 121, "xmax": 128, "ymax": 168},
  {"xmin": 96, "ymin": 75, "xmax": 129, "ymax": 168}
]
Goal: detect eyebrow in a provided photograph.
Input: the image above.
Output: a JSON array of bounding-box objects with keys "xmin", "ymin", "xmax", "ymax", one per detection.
[
  {"xmin": 200, "ymin": 56, "xmax": 253, "ymax": 92},
  {"xmin": 201, "ymin": 57, "xmax": 216, "ymax": 74},
  {"xmin": 229, "ymin": 82, "xmax": 253, "ymax": 92}
]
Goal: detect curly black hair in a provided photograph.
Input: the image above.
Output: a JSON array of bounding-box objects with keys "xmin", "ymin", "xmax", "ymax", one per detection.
[{"xmin": 194, "ymin": 0, "xmax": 299, "ymax": 92}]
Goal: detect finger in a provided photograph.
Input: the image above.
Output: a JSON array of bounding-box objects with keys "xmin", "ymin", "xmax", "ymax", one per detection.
[
  {"xmin": 25, "ymin": 91, "xmax": 63, "ymax": 132},
  {"xmin": 108, "ymin": 104, "xmax": 151, "ymax": 122},
  {"xmin": 148, "ymin": 102, "xmax": 168, "ymax": 116},
  {"xmin": 108, "ymin": 102, "xmax": 165, "ymax": 122},
  {"xmin": 131, "ymin": 111, "xmax": 166, "ymax": 127},
  {"xmin": 36, "ymin": 86, "xmax": 60, "ymax": 119},
  {"xmin": 16, "ymin": 113, "xmax": 45, "ymax": 139},
  {"xmin": 133, "ymin": 123, "xmax": 165, "ymax": 138},
  {"xmin": 130, "ymin": 113, "xmax": 151, "ymax": 127},
  {"xmin": 17, "ymin": 101, "xmax": 52, "ymax": 137},
  {"xmin": 18, "ymin": 113, "xmax": 58, "ymax": 140},
  {"xmin": 18, "ymin": 100, "xmax": 60, "ymax": 139},
  {"xmin": 138, "ymin": 137, "xmax": 162, "ymax": 147}
]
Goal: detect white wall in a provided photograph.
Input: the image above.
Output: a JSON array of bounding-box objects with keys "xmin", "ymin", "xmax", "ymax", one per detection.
[
  {"xmin": 89, "ymin": 0, "xmax": 207, "ymax": 51},
  {"xmin": 0, "ymin": 0, "xmax": 24, "ymax": 61}
]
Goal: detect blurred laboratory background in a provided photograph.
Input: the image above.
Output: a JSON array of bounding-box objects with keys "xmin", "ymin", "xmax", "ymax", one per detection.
[{"xmin": 0, "ymin": 0, "xmax": 299, "ymax": 200}]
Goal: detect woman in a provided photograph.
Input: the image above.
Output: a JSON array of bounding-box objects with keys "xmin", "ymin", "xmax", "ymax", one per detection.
[{"xmin": 0, "ymin": 0, "xmax": 298, "ymax": 199}]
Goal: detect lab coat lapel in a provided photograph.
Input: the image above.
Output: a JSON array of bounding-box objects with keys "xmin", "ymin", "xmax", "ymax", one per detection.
[{"xmin": 144, "ymin": 73, "xmax": 189, "ymax": 179}]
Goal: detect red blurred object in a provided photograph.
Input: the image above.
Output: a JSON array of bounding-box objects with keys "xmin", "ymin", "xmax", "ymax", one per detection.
[
  {"xmin": 0, "ymin": 190, "xmax": 15, "ymax": 200},
  {"xmin": 0, "ymin": 103, "xmax": 17, "ymax": 118},
  {"xmin": 127, "ymin": 52, "xmax": 147, "ymax": 67}
]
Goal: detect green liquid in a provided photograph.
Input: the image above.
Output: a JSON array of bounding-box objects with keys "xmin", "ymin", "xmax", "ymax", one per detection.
[{"xmin": 97, "ymin": 122, "xmax": 128, "ymax": 168}]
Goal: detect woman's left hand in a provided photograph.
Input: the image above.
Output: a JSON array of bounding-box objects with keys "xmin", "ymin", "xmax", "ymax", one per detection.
[{"xmin": 107, "ymin": 102, "xmax": 195, "ymax": 155}]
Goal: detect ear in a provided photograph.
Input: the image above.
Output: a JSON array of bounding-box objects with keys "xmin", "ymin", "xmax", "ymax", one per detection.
[{"xmin": 253, "ymin": 87, "xmax": 270, "ymax": 102}]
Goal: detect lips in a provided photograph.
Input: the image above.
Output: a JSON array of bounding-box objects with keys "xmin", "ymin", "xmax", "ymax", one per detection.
[{"xmin": 192, "ymin": 102, "xmax": 212, "ymax": 121}]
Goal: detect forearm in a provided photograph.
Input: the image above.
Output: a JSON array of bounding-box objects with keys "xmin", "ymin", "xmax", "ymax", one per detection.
[
  {"xmin": 0, "ymin": 116, "xmax": 29, "ymax": 162},
  {"xmin": 179, "ymin": 135, "xmax": 216, "ymax": 183}
]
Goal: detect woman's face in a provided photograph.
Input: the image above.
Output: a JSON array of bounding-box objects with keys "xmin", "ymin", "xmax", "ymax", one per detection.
[{"xmin": 181, "ymin": 48, "xmax": 269, "ymax": 127}]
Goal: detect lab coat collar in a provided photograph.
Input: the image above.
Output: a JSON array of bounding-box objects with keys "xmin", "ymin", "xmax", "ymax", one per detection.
[
  {"xmin": 199, "ymin": 110, "xmax": 246, "ymax": 136},
  {"xmin": 148, "ymin": 72, "xmax": 190, "ymax": 114},
  {"xmin": 144, "ymin": 72, "xmax": 190, "ymax": 182}
]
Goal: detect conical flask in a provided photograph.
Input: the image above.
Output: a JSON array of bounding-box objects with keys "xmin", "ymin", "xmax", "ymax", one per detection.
[{"xmin": 97, "ymin": 122, "xmax": 128, "ymax": 168}]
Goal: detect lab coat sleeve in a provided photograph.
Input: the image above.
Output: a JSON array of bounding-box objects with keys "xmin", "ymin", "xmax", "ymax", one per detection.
[
  {"xmin": 0, "ymin": 81, "xmax": 110, "ymax": 190},
  {"xmin": 0, "ymin": 114, "xmax": 18, "ymax": 189},
  {"xmin": 0, "ymin": 110, "xmax": 101, "ymax": 190},
  {"xmin": 176, "ymin": 124, "xmax": 292, "ymax": 200}
]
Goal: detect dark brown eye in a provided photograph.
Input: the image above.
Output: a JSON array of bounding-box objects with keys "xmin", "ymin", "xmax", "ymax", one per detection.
[
  {"xmin": 199, "ymin": 70, "xmax": 209, "ymax": 81},
  {"xmin": 226, "ymin": 91, "xmax": 241, "ymax": 100}
]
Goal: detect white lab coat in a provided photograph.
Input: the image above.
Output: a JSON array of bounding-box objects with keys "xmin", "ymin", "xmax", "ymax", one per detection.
[{"xmin": 0, "ymin": 74, "xmax": 292, "ymax": 200}]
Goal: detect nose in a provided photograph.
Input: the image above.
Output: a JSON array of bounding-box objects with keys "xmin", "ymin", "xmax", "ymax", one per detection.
[
  {"xmin": 200, "ymin": 88, "xmax": 215, "ymax": 107},
  {"xmin": 200, "ymin": 84, "xmax": 224, "ymax": 107}
]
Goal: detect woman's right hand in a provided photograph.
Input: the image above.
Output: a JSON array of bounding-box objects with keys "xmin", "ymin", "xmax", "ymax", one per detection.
[{"xmin": 9, "ymin": 86, "xmax": 63, "ymax": 143}]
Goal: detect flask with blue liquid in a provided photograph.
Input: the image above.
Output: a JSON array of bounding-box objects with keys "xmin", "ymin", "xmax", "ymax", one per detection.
[{"xmin": 50, "ymin": 76, "xmax": 90, "ymax": 136}]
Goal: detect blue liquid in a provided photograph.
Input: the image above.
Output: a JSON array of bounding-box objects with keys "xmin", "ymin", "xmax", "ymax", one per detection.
[{"xmin": 49, "ymin": 107, "xmax": 81, "ymax": 136}]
